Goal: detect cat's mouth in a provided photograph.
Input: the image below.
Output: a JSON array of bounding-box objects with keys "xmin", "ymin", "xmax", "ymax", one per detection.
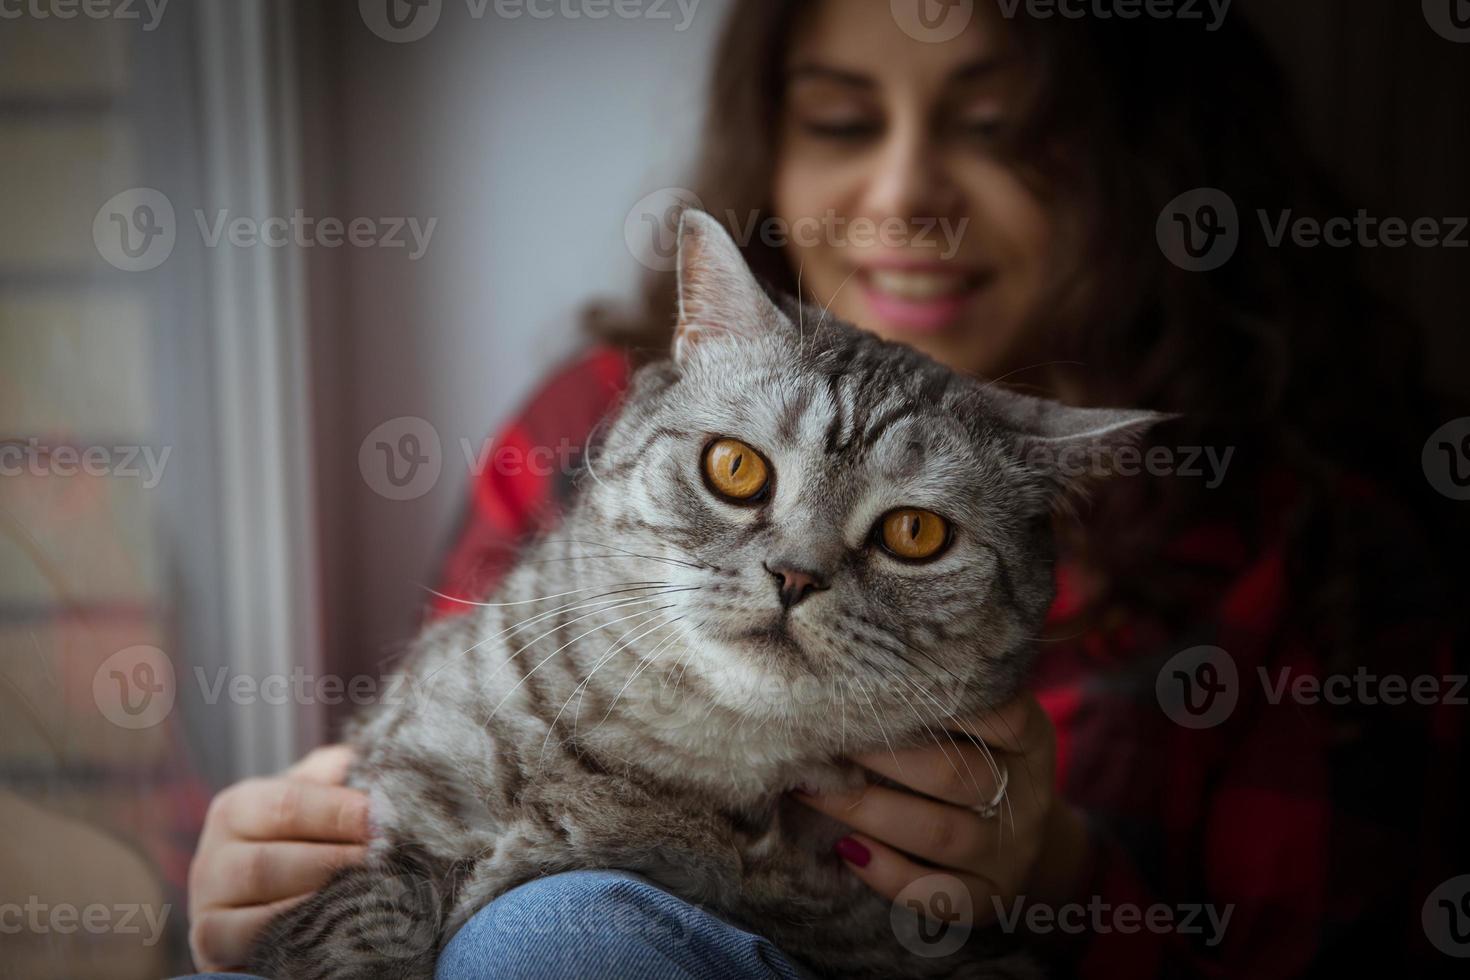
[{"xmin": 739, "ymin": 620, "xmax": 807, "ymax": 658}]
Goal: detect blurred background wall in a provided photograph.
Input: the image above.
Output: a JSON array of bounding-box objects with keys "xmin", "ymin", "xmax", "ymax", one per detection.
[{"xmin": 294, "ymin": 0, "xmax": 732, "ymax": 703}]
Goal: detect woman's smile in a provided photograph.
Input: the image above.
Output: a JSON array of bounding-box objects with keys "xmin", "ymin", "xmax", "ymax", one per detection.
[{"xmin": 852, "ymin": 257, "xmax": 994, "ymax": 335}]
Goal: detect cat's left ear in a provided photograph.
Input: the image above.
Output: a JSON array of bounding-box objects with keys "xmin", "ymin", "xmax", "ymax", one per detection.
[
  {"xmin": 672, "ymin": 209, "xmax": 780, "ymax": 365},
  {"xmin": 986, "ymin": 388, "xmax": 1177, "ymax": 507}
]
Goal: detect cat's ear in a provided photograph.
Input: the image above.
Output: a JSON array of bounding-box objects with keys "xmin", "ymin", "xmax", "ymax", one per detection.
[
  {"xmin": 986, "ymin": 388, "xmax": 1176, "ymax": 508},
  {"xmin": 672, "ymin": 209, "xmax": 779, "ymax": 364}
]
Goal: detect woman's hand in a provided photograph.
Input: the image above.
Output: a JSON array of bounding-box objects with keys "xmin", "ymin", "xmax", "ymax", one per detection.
[
  {"xmin": 187, "ymin": 745, "xmax": 371, "ymax": 972},
  {"xmin": 794, "ymin": 693, "xmax": 1090, "ymax": 930}
]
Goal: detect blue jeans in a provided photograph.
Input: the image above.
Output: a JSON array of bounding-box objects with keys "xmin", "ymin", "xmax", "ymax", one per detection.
[{"xmin": 179, "ymin": 870, "xmax": 808, "ymax": 980}]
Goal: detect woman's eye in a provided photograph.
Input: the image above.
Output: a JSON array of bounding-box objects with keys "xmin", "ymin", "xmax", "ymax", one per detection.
[
  {"xmin": 877, "ymin": 508, "xmax": 951, "ymax": 561},
  {"xmin": 955, "ymin": 116, "xmax": 1005, "ymax": 142},
  {"xmin": 702, "ymin": 438, "xmax": 771, "ymax": 503},
  {"xmin": 800, "ymin": 119, "xmax": 882, "ymax": 142}
]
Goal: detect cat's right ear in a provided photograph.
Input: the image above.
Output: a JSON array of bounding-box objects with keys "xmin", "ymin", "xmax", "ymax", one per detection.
[{"xmin": 672, "ymin": 209, "xmax": 778, "ymax": 365}]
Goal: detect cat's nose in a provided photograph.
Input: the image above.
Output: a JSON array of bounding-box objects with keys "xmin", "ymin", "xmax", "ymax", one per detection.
[{"xmin": 763, "ymin": 562, "xmax": 830, "ymax": 609}]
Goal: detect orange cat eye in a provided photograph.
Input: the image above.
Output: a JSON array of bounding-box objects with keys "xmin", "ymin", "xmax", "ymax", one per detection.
[
  {"xmin": 702, "ymin": 438, "xmax": 771, "ymax": 503},
  {"xmin": 877, "ymin": 508, "xmax": 951, "ymax": 561}
]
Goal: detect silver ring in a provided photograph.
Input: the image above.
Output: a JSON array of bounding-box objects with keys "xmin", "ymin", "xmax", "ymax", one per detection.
[{"xmin": 972, "ymin": 761, "xmax": 1009, "ymax": 819}]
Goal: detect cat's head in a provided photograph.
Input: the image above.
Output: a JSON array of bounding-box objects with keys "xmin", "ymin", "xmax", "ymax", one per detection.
[{"xmin": 580, "ymin": 210, "xmax": 1162, "ymax": 748}]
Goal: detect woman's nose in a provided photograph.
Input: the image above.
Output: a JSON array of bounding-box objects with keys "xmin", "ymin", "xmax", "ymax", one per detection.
[{"xmin": 860, "ymin": 121, "xmax": 958, "ymax": 221}]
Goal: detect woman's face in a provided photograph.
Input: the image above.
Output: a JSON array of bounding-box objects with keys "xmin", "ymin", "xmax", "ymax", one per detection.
[{"xmin": 773, "ymin": 0, "xmax": 1053, "ymax": 379}]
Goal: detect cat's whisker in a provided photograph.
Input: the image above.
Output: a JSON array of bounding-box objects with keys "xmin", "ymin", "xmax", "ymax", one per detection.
[
  {"xmin": 852, "ymin": 679, "xmax": 905, "ymax": 778},
  {"xmin": 815, "ymin": 267, "xmax": 860, "ymax": 337},
  {"xmin": 589, "ymin": 617, "xmax": 689, "ymax": 732},
  {"xmin": 523, "ymin": 553, "xmax": 699, "ymax": 572},
  {"xmin": 874, "ymin": 628, "xmax": 969, "ymax": 688},
  {"xmin": 946, "ymin": 722, "xmax": 1021, "ymax": 864},
  {"xmin": 566, "ymin": 612, "xmax": 682, "ymax": 739},
  {"xmin": 974, "ymin": 359, "xmax": 1087, "ymax": 393},
  {"xmin": 579, "ymin": 413, "xmax": 614, "ymax": 493},
  {"xmin": 480, "ymin": 603, "xmax": 679, "ymax": 729},
  {"xmin": 837, "ymin": 681, "xmax": 851, "ymax": 757},
  {"xmin": 545, "ymin": 537, "xmax": 710, "ymax": 570},
  {"xmin": 420, "ymin": 582, "xmax": 650, "ymax": 609},
  {"xmin": 536, "ymin": 614, "xmax": 683, "ymax": 769},
  {"xmin": 856, "ymin": 654, "xmax": 981, "ymax": 800},
  {"xmin": 419, "ymin": 584, "xmax": 689, "ymax": 690},
  {"xmin": 666, "ymin": 623, "xmax": 701, "ymax": 697},
  {"xmin": 796, "ymin": 256, "xmax": 807, "ymax": 358}
]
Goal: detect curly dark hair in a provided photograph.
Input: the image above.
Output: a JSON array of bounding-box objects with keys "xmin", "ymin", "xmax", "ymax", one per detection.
[{"xmin": 589, "ymin": 0, "xmax": 1458, "ymax": 668}]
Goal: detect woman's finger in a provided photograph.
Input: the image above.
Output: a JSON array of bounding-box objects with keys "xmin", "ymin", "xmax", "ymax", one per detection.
[
  {"xmin": 795, "ymin": 783, "xmax": 1005, "ymax": 873},
  {"xmin": 832, "ymin": 832, "xmax": 999, "ymax": 926},
  {"xmin": 189, "ymin": 893, "xmax": 312, "ymax": 973},
  {"xmin": 222, "ymin": 778, "xmax": 371, "ymax": 843},
  {"xmin": 285, "ymin": 744, "xmax": 356, "ymax": 784},
  {"xmin": 853, "ymin": 740, "xmax": 1008, "ymax": 807},
  {"xmin": 203, "ymin": 840, "xmax": 367, "ymax": 908}
]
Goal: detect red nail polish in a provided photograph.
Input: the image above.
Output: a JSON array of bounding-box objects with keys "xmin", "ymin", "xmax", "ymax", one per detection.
[{"xmin": 834, "ymin": 837, "xmax": 871, "ymax": 868}]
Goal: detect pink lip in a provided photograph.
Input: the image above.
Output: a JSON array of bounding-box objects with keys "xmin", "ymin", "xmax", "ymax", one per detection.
[{"xmin": 853, "ymin": 263, "xmax": 987, "ymax": 335}]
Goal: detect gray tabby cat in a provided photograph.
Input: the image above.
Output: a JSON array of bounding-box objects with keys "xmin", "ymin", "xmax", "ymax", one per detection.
[{"xmin": 251, "ymin": 211, "xmax": 1159, "ymax": 979}]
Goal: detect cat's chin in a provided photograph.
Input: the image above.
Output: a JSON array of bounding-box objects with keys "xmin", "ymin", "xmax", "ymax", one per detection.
[{"xmin": 682, "ymin": 632, "xmax": 837, "ymax": 722}]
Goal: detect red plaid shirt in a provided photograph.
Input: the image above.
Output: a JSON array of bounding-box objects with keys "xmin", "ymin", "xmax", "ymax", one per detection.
[{"xmin": 435, "ymin": 345, "xmax": 1464, "ymax": 978}]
